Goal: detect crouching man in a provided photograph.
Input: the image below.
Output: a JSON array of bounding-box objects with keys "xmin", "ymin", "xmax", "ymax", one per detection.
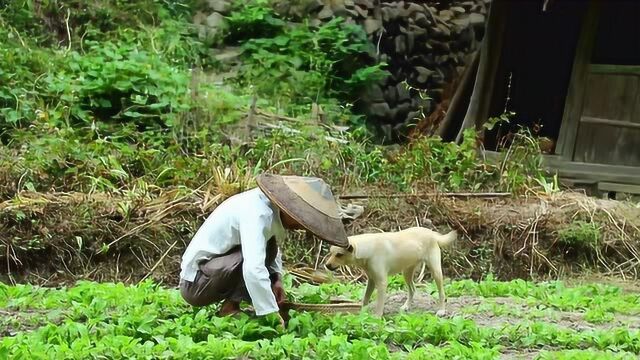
[{"xmin": 179, "ymin": 173, "xmax": 349, "ymax": 327}]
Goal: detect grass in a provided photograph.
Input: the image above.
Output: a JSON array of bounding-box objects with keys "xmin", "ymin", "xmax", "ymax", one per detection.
[
  {"xmin": 1, "ymin": 276, "xmax": 640, "ymax": 359},
  {"xmin": 557, "ymin": 221, "xmax": 601, "ymax": 250}
]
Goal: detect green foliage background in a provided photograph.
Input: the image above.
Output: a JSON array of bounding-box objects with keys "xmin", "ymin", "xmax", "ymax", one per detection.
[{"xmin": 0, "ymin": 0, "xmax": 550, "ymax": 198}]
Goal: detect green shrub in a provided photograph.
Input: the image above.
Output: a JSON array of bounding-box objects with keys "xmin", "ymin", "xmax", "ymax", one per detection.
[
  {"xmin": 557, "ymin": 221, "xmax": 601, "ymax": 250},
  {"xmin": 234, "ymin": 16, "xmax": 387, "ymax": 113}
]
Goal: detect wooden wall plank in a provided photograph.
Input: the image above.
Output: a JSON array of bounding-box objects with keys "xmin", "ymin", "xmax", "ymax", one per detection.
[
  {"xmin": 581, "ymin": 73, "xmax": 639, "ymax": 122},
  {"xmin": 590, "ymin": 64, "xmax": 640, "ymax": 75},
  {"xmin": 581, "ymin": 116, "xmax": 640, "ymax": 129},
  {"xmin": 573, "ymin": 124, "xmax": 640, "ymax": 166},
  {"xmin": 482, "ymin": 150, "xmax": 640, "ymax": 186}
]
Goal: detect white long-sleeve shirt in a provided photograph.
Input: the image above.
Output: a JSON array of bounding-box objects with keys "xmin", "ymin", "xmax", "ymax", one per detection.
[{"xmin": 180, "ymin": 188, "xmax": 286, "ymax": 316}]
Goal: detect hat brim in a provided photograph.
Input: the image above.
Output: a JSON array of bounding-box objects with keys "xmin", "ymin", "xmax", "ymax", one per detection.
[{"xmin": 256, "ymin": 174, "xmax": 349, "ymax": 248}]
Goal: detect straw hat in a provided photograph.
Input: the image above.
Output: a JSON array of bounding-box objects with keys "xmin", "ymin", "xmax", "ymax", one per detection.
[{"xmin": 256, "ymin": 173, "xmax": 349, "ymax": 248}]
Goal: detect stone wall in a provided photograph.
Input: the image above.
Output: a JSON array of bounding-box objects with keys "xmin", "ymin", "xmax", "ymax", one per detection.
[{"xmin": 197, "ymin": 0, "xmax": 490, "ymax": 141}]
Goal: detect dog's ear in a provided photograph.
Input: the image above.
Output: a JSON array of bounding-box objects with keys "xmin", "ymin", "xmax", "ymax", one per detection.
[{"xmin": 346, "ymin": 244, "xmax": 354, "ymax": 253}]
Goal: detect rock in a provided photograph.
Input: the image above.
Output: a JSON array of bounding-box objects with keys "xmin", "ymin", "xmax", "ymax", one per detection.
[
  {"xmin": 369, "ymin": 102, "xmax": 392, "ymax": 118},
  {"xmin": 383, "ymin": 86, "xmax": 397, "ymax": 104},
  {"xmin": 363, "ymin": 18, "xmax": 382, "ymax": 34},
  {"xmin": 429, "ymin": 88, "xmax": 444, "ymax": 102},
  {"xmin": 354, "ymin": 5, "xmax": 369, "ymax": 17},
  {"xmin": 387, "ymin": 107, "xmax": 398, "ymax": 122},
  {"xmin": 423, "ymin": 41, "xmax": 434, "ymax": 51},
  {"xmin": 406, "ymin": 110, "xmax": 422, "ymax": 123},
  {"xmin": 206, "ymin": 12, "xmax": 228, "ymax": 31},
  {"xmin": 343, "ymin": 16, "xmax": 357, "ymax": 24},
  {"xmin": 304, "ymin": 0, "xmax": 324, "ymax": 14},
  {"xmin": 469, "ymin": 13, "xmax": 486, "ymax": 27},
  {"xmin": 436, "ymin": 24, "xmax": 452, "ymax": 37},
  {"xmin": 452, "ymin": 16, "xmax": 471, "ymax": 28},
  {"xmin": 408, "ymin": 23, "xmax": 427, "ymax": 36},
  {"xmin": 310, "ymin": 18, "xmax": 322, "ymax": 27},
  {"xmin": 421, "ymin": 53, "xmax": 435, "ymax": 65},
  {"xmin": 401, "ymin": 3, "xmax": 423, "ymax": 17},
  {"xmin": 214, "ymin": 47, "xmax": 243, "ymax": 63},
  {"xmin": 344, "ymin": 0, "xmax": 355, "ymax": 7},
  {"xmin": 461, "ymin": 1, "xmax": 475, "ymax": 10},
  {"xmin": 318, "ymin": 6, "xmax": 334, "ymax": 19},
  {"xmin": 193, "ymin": 11, "xmax": 208, "ymax": 25},
  {"xmin": 433, "ymin": 69, "xmax": 445, "ymax": 84},
  {"xmin": 412, "ymin": 97, "xmax": 432, "ymax": 113},
  {"xmin": 393, "ymin": 123, "xmax": 405, "ymax": 136},
  {"xmin": 413, "ymin": 12, "xmax": 430, "ymax": 27},
  {"xmin": 406, "ymin": 32, "xmax": 415, "ymax": 54},
  {"xmin": 396, "ymin": 82, "xmax": 410, "ymax": 102},
  {"xmin": 331, "ymin": 0, "xmax": 350, "ymax": 17},
  {"xmin": 436, "ymin": 55, "xmax": 450, "ymax": 64},
  {"xmin": 207, "ymin": 0, "xmax": 231, "ymax": 14},
  {"xmin": 439, "ymin": 9, "xmax": 454, "ymax": 21},
  {"xmin": 381, "ymin": 6, "xmax": 400, "ymax": 21},
  {"xmin": 395, "ymin": 102, "xmax": 412, "ymax": 119},
  {"xmin": 282, "ymin": 0, "xmax": 322, "ymax": 18},
  {"xmin": 451, "ymin": 6, "xmax": 466, "ymax": 14},
  {"xmin": 395, "ymin": 35, "xmax": 406, "ymax": 54},
  {"xmin": 195, "ymin": 24, "xmax": 208, "ymax": 42},
  {"xmin": 430, "ymin": 40, "xmax": 450, "ymax": 52},
  {"xmin": 364, "ymin": 85, "xmax": 385, "ymax": 103},
  {"xmin": 381, "ymin": 124, "xmax": 393, "ymax": 140},
  {"xmin": 414, "ymin": 66, "xmax": 434, "ymax": 83},
  {"xmin": 355, "ymin": 0, "xmax": 374, "ymax": 8},
  {"xmin": 457, "ymin": 27, "xmax": 476, "ymax": 46},
  {"xmin": 390, "ymin": 67, "xmax": 404, "ymax": 83}
]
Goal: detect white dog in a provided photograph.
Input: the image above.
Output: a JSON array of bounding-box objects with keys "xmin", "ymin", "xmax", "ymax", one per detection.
[{"xmin": 325, "ymin": 227, "xmax": 457, "ymax": 317}]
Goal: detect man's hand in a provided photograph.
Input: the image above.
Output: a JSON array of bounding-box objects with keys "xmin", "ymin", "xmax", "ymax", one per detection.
[
  {"xmin": 276, "ymin": 312, "xmax": 286, "ymax": 329},
  {"xmin": 264, "ymin": 311, "xmax": 286, "ymax": 330},
  {"xmin": 271, "ymin": 279, "xmax": 286, "ymax": 305}
]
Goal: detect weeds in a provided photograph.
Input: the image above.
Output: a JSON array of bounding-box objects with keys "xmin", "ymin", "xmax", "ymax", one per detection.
[{"xmin": 558, "ymin": 221, "xmax": 602, "ymax": 250}]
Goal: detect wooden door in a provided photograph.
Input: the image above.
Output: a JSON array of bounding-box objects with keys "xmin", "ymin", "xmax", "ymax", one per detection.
[{"xmin": 572, "ymin": 65, "xmax": 640, "ymax": 166}]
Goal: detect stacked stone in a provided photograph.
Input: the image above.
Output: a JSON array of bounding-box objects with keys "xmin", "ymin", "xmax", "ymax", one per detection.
[{"xmin": 196, "ymin": 0, "xmax": 490, "ymax": 139}]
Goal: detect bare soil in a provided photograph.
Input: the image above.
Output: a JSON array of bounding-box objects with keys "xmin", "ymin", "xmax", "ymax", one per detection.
[
  {"xmin": 0, "ymin": 308, "xmax": 67, "ymax": 338},
  {"xmin": 381, "ymin": 292, "xmax": 640, "ymax": 332}
]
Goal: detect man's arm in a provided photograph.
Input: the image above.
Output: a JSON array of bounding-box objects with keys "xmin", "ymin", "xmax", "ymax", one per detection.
[
  {"xmin": 268, "ymin": 247, "xmax": 283, "ymax": 281},
  {"xmin": 238, "ymin": 213, "xmax": 280, "ymax": 316}
]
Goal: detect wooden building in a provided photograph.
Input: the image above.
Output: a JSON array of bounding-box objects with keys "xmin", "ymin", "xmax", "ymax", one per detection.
[{"xmin": 443, "ymin": 0, "xmax": 640, "ymax": 195}]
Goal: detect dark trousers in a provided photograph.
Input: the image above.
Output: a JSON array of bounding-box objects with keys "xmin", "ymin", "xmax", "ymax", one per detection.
[{"xmin": 180, "ymin": 237, "xmax": 278, "ymax": 307}]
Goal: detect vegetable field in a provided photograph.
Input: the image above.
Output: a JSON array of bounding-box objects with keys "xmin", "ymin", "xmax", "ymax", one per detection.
[{"xmin": 2, "ymin": 277, "xmax": 639, "ymax": 359}]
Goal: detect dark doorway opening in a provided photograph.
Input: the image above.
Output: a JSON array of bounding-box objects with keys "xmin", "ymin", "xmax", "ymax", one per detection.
[{"xmin": 483, "ymin": 0, "xmax": 588, "ymax": 152}]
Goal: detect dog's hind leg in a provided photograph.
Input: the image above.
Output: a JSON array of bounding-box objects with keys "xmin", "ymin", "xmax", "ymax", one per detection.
[
  {"xmin": 362, "ymin": 277, "xmax": 375, "ymax": 307},
  {"xmin": 426, "ymin": 248, "xmax": 447, "ymax": 317},
  {"xmin": 400, "ymin": 266, "xmax": 416, "ymax": 312},
  {"xmin": 373, "ymin": 276, "xmax": 388, "ymax": 317}
]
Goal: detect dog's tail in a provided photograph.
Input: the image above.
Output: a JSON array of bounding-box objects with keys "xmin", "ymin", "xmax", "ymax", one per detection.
[{"xmin": 435, "ymin": 230, "xmax": 457, "ymax": 248}]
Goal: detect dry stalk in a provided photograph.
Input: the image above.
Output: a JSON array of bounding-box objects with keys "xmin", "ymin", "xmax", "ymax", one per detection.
[{"xmin": 140, "ymin": 240, "xmax": 178, "ymax": 283}]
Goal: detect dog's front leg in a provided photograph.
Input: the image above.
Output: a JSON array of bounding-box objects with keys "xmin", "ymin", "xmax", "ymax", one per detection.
[
  {"xmin": 373, "ymin": 277, "xmax": 387, "ymax": 317},
  {"xmin": 362, "ymin": 277, "xmax": 375, "ymax": 307}
]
